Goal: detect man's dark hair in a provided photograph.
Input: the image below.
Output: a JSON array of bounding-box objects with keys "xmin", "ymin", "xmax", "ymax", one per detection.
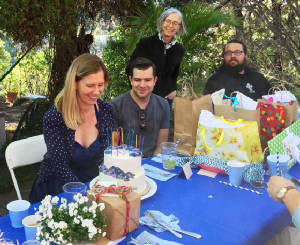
[
  {"xmin": 222, "ymin": 39, "xmax": 247, "ymax": 56},
  {"xmin": 128, "ymin": 57, "xmax": 156, "ymax": 77}
]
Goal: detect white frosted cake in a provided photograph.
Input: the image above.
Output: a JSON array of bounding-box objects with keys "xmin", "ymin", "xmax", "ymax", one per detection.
[{"xmin": 98, "ymin": 145, "xmax": 147, "ymax": 194}]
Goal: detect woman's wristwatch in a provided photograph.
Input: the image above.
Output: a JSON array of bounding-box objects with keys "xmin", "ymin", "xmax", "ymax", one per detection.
[{"xmin": 277, "ymin": 186, "xmax": 296, "ymax": 200}]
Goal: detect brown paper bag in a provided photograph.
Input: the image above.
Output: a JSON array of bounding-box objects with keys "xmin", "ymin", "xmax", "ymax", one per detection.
[
  {"xmin": 213, "ymin": 104, "xmax": 260, "ymax": 125},
  {"xmin": 281, "ymin": 100, "xmax": 298, "ymax": 127},
  {"xmin": 99, "ymin": 192, "xmax": 140, "ymax": 241},
  {"xmin": 174, "ymin": 94, "xmax": 213, "ymax": 156}
]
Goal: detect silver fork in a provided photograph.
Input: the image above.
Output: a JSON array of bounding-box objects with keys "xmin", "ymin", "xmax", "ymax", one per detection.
[{"xmin": 146, "ymin": 212, "xmax": 182, "ymax": 238}]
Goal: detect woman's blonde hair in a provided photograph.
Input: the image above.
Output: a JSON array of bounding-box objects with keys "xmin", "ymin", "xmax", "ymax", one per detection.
[{"xmin": 55, "ymin": 53, "xmax": 109, "ymax": 130}]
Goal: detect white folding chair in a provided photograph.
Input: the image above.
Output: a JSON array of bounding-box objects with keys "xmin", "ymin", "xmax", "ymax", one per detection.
[{"xmin": 5, "ymin": 134, "xmax": 47, "ymax": 200}]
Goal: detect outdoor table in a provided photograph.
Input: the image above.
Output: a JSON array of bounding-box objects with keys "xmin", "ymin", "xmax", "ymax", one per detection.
[{"xmin": 0, "ymin": 157, "xmax": 294, "ymax": 244}]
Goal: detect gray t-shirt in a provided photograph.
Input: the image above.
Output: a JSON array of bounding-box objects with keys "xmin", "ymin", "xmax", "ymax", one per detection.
[{"xmin": 110, "ymin": 91, "xmax": 170, "ymax": 158}]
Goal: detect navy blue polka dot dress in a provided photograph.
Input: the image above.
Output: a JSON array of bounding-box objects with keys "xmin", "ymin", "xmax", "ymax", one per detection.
[{"xmin": 29, "ymin": 99, "xmax": 114, "ymax": 203}]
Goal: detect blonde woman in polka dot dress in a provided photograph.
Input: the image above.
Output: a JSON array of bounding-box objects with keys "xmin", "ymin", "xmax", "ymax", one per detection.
[{"xmin": 29, "ymin": 53, "xmax": 114, "ymax": 203}]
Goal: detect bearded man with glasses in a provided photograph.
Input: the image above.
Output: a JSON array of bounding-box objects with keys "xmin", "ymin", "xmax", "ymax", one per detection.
[
  {"xmin": 204, "ymin": 39, "xmax": 271, "ymax": 100},
  {"xmin": 111, "ymin": 57, "xmax": 170, "ymax": 158}
]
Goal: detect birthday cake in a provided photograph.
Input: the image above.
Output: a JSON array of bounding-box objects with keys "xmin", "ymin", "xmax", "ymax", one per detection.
[{"xmin": 98, "ymin": 145, "xmax": 147, "ymax": 194}]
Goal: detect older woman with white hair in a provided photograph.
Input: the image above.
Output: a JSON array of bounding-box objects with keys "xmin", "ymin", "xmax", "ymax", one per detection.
[{"xmin": 128, "ymin": 8, "xmax": 186, "ymax": 109}]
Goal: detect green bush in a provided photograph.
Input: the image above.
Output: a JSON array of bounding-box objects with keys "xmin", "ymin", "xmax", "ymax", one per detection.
[{"xmin": 101, "ymin": 39, "xmax": 130, "ymax": 101}]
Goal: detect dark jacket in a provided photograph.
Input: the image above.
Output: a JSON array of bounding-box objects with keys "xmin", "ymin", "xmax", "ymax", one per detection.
[
  {"xmin": 204, "ymin": 65, "xmax": 271, "ymax": 100},
  {"xmin": 128, "ymin": 34, "xmax": 185, "ymax": 97}
]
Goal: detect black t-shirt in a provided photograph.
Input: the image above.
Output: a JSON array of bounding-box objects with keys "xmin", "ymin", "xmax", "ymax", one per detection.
[{"xmin": 203, "ymin": 66, "xmax": 271, "ymax": 100}]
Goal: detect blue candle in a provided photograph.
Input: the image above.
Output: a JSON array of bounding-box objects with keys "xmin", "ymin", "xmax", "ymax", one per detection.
[
  {"xmin": 129, "ymin": 128, "xmax": 131, "ymax": 146},
  {"xmin": 141, "ymin": 137, "xmax": 144, "ymax": 153},
  {"xmin": 106, "ymin": 128, "xmax": 109, "ymax": 147}
]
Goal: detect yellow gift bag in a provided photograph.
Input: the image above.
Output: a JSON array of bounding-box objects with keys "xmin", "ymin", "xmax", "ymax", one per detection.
[{"xmin": 194, "ymin": 110, "xmax": 263, "ymax": 163}]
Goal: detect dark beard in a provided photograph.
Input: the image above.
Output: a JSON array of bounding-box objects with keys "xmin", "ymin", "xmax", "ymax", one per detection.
[{"xmin": 223, "ymin": 63, "xmax": 245, "ymax": 74}]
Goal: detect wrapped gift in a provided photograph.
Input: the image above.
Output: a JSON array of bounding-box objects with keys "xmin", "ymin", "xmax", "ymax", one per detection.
[
  {"xmin": 258, "ymin": 101, "xmax": 285, "ymax": 149},
  {"xmin": 268, "ymin": 120, "xmax": 300, "ymax": 165},
  {"xmin": 98, "ymin": 191, "xmax": 140, "ymax": 241},
  {"xmin": 194, "ymin": 110, "xmax": 263, "ymax": 163}
]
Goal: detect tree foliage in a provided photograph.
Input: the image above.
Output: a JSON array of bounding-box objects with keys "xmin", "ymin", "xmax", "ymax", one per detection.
[
  {"xmin": 121, "ymin": 0, "xmax": 236, "ymax": 95},
  {"xmin": 214, "ymin": 0, "xmax": 300, "ymax": 94},
  {"xmin": 0, "ymin": 0, "xmax": 146, "ymax": 101}
]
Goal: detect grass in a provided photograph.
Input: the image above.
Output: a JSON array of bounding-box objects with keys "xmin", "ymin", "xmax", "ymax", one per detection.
[{"xmin": 0, "ymin": 159, "xmax": 40, "ymax": 193}]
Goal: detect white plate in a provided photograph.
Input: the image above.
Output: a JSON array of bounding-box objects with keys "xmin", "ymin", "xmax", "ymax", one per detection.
[
  {"xmin": 89, "ymin": 176, "xmax": 157, "ymax": 200},
  {"xmin": 142, "ymin": 176, "xmax": 157, "ymax": 200}
]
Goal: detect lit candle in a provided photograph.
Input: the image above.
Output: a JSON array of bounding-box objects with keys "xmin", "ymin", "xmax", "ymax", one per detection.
[
  {"xmin": 106, "ymin": 128, "xmax": 109, "ymax": 147},
  {"xmin": 139, "ymin": 135, "xmax": 141, "ymax": 150},
  {"xmin": 129, "ymin": 129, "xmax": 131, "ymax": 146},
  {"xmin": 141, "ymin": 137, "xmax": 144, "ymax": 153},
  {"xmin": 121, "ymin": 128, "xmax": 124, "ymax": 145}
]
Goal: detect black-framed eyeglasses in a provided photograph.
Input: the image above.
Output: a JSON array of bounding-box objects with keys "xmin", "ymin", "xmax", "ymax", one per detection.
[
  {"xmin": 139, "ymin": 109, "xmax": 146, "ymax": 130},
  {"xmin": 224, "ymin": 50, "xmax": 244, "ymax": 56}
]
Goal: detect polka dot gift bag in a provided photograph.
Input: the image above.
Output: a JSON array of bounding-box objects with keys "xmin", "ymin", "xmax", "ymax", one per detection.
[{"xmin": 258, "ymin": 101, "xmax": 285, "ymax": 150}]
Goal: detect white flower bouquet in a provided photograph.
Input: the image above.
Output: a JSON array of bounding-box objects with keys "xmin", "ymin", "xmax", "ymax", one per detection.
[{"xmin": 35, "ymin": 194, "xmax": 106, "ymax": 244}]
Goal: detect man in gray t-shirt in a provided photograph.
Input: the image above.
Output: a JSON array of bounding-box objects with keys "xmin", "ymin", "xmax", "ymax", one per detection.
[{"xmin": 110, "ymin": 57, "xmax": 170, "ymax": 158}]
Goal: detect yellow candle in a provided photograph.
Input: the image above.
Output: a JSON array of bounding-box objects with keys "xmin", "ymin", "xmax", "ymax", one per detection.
[{"xmin": 121, "ymin": 128, "xmax": 124, "ymax": 145}]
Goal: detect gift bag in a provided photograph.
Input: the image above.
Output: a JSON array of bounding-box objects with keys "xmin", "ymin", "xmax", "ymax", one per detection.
[
  {"xmin": 174, "ymin": 94, "xmax": 212, "ymax": 156},
  {"xmin": 214, "ymin": 104, "xmax": 259, "ymax": 123},
  {"xmin": 258, "ymin": 101, "xmax": 285, "ymax": 150},
  {"xmin": 213, "ymin": 90, "xmax": 259, "ymax": 124},
  {"xmin": 268, "ymin": 120, "xmax": 300, "ymax": 165},
  {"xmin": 261, "ymin": 89, "xmax": 299, "ymax": 127},
  {"xmin": 283, "ymin": 100, "xmax": 299, "ymax": 126},
  {"xmin": 194, "ymin": 110, "xmax": 264, "ymax": 163}
]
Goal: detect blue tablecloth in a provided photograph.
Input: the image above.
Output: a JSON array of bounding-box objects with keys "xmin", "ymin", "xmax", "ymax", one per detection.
[{"xmin": 0, "ymin": 158, "xmax": 293, "ymax": 245}]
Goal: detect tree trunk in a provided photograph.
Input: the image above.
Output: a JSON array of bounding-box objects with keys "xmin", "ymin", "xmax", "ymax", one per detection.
[
  {"xmin": 48, "ymin": 39, "xmax": 77, "ymax": 102},
  {"xmin": 271, "ymin": 0, "xmax": 283, "ymax": 73},
  {"xmin": 48, "ymin": 27, "xmax": 91, "ymax": 102},
  {"xmin": 232, "ymin": 0, "xmax": 245, "ymax": 42}
]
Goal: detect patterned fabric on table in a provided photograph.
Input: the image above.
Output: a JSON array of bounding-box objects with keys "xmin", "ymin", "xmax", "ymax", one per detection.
[
  {"xmin": 176, "ymin": 155, "xmax": 265, "ymax": 183},
  {"xmin": 176, "ymin": 155, "xmax": 227, "ymax": 170}
]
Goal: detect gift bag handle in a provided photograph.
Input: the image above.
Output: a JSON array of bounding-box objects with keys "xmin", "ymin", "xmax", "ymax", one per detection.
[
  {"xmin": 178, "ymin": 79, "xmax": 195, "ymax": 97},
  {"xmin": 201, "ymin": 117, "xmax": 242, "ymax": 152},
  {"xmin": 220, "ymin": 116, "xmax": 243, "ymax": 125},
  {"xmin": 224, "ymin": 95, "xmax": 239, "ymax": 112},
  {"xmin": 201, "ymin": 128, "xmax": 224, "ymax": 152},
  {"xmin": 268, "ymin": 84, "xmax": 287, "ymax": 95}
]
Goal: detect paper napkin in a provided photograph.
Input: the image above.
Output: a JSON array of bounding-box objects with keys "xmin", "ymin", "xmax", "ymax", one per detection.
[
  {"xmin": 129, "ymin": 231, "xmax": 183, "ymax": 245},
  {"xmin": 140, "ymin": 210, "xmax": 181, "ymax": 232},
  {"xmin": 143, "ymin": 164, "xmax": 177, "ymax": 181}
]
